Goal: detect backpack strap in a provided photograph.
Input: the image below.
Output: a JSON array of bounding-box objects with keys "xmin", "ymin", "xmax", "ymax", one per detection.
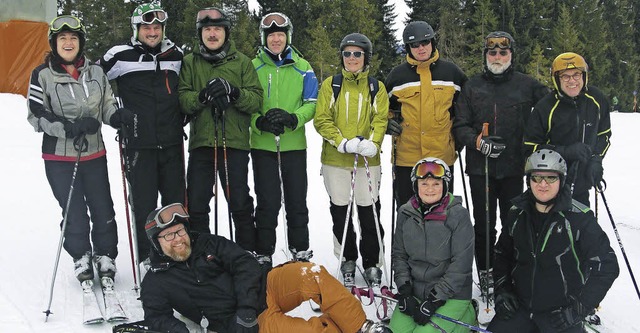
[{"xmin": 331, "ymin": 74, "xmax": 379, "ymax": 107}]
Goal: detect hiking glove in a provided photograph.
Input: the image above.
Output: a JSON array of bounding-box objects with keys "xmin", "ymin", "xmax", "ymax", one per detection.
[
  {"xmin": 266, "ymin": 108, "xmax": 298, "ymax": 129},
  {"xmin": 109, "ymin": 108, "xmax": 134, "ymax": 131},
  {"xmin": 551, "ymin": 296, "xmax": 590, "ymax": 331},
  {"xmin": 478, "ymin": 136, "xmax": 506, "ymax": 158},
  {"xmin": 587, "ymin": 157, "xmax": 604, "ymax": 188},
  {"xmin": 396, "ymin": 283, "xmax": 419, "ymax": 317},
  {"xmin": 356, "ymin": 139, "xmax": 378, "ymax": 157},
  {"xmin": 65, "ymin": 117, "xmax": 100, "ymax": 138},
  {"xmin": 256, "ymin": 116, "xmax": 284, "ymax": 136},
  {"xmin": 412, "ymin": 289, "xmax": 445, "ymax": 326}
]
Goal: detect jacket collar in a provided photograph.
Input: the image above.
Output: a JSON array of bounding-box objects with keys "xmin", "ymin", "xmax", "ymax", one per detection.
[
  {"xmin": 407, "ymin": 48, "xmax": 439, "ymax": 68},
  {"xmin": 511, "ymin": 186, "xmax": 573, "ymax": 214}
]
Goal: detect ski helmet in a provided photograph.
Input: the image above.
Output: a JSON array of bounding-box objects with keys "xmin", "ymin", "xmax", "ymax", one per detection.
[
  {"xmin": 131, "ymin": 3, "xmax": 168, "ymax": 41},
  {"xmin": 48, "ymin": 15, "xmax": 86, "ymax": 61},
  {"xmin": 260, "ymin": 12, "xmax": 292, "ymax": 46},
  {"xmin": 340, "ymin": 33, "xmax": 373, "ymax": 67},
  {"xmin": 483, "ymin": 31, "xmax": 515, "ymax": 75},
  {"xmin": 410, "ymin": 157, "xmax": 452, "ymax": 197},
  {"xmin": 145, "ymin": 203, "xmax": 190, "ymax": 253},
  {"xmin": 525, "ymin": 149, "xmax": 567, "ymax": 186},
  {"xmin": 196, "ymin": 7, "xmax": 231, "ymax": 43},
  {"xmin": 551, "ymin": 52, "xmax": 589, "ymax": 95},
  {"xmin": 402, "ymin": 21, "xmax": 436, "ymax": 57}
]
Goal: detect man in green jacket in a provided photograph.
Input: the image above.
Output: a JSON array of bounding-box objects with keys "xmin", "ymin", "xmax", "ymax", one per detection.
[
  {"xmin": 178, "ymin": 7, "xmax": 262, "ymax": 251},
  {"xmin": 251, "ymin": 12, "xmax": 318, "ymax": 267}
]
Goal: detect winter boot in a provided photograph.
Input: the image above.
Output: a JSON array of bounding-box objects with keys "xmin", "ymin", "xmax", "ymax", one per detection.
[
  {"xmin": 340, "ymin": 260, "xmax": 356, "ymax": 288},
  {"xmin": 364, "ymin": 267, "xmax": 382, "ymax": 287},
  {"xmin": 359, "ymin": 319, "xmax": 392, "ymax": 333},
  {"xmin": 74, "ymin": 251, "xmax": 94, "ymax": 282},
  {"xmin": 93, "ymin": 254, "xmax": 116, "ymax": 279},
  {"xmin": 479, "ymin": 269, "xmax": 494, "ymax": 297},
  {"xmin": 255, "ymin": 254, "xmax": 273, "ymax": 268},
  {"xmin": 290, "ymin": 248, "xmax": 314, "ymax": 262}
]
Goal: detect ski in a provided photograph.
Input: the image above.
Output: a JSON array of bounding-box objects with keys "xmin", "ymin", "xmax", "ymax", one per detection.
[
  {"xmin": 82, "ymin": 279, "xmax": 105, "ymax": 325},
  {"xmin": 100, "ymin": 276, "xmax": 128, "ymax": 322}
]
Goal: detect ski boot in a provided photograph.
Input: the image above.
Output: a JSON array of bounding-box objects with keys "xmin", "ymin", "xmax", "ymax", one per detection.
[
  {"xmin": 74, "ymin": 251, "xmax": 94, "ymax": 282},
  {"xmin": 290, "ymin": 248, "xmax": 314, "ymax": 262},
  {"xmin": 340, "ymin": 260, "xmax": 356, "ymax": 288},
  {"xmin": 479, "ymin": 269, "xmax": 494, "ymax": 298},
  {"xmin": 364, "ymin": 267, "xmax": 382, "ymax": 287},
  {"xmin": 93, "ymin": 254, "xmax": 117, "ymax": 279},
  {"xmin": 359, "ymin": 319, "xmax": 392, "ymax": 333}
]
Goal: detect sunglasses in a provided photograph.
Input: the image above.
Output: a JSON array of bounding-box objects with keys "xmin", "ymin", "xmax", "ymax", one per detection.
[
  {"xmin": 158, "ymin": 227, "xmax": 187, "ymax": 242},
  {"xmin": 197, "ymin": 8, "xmax": 225, "ymax": 23},
  {"xmin": 414, "ymin": 161, "xmax": 447, "ymax": 180},
  {"xmin": 141, "ymin": 10, "xmax": 167, "ymax": 25},
  {"xmin": 342, "ymin": 51, "xmax": 364, "ymax": 58},
  {"xmin": 408, "ymin": 40, "xmax": 431, "ymax": 49},
  {"xmin": 530, "ymin": 175, "xmax": 560, "ymax": 184},
  {"xmin": 261, "ymin": 13, "xmax": 289, "ymax": 29},
  {"xmin": 488, "ymin": 50, "xmax": 509, "ymax": 57},
  {"xmin": 559, "ymin": 72, "xmax": 583, "ymax": 82},
  {"xmin": 50, "ymin": 15, "xmax": 85, "ymax": 34},
  {"xmin": 485, "ymin": 37, "xmax": 511, "ymax": 49}
]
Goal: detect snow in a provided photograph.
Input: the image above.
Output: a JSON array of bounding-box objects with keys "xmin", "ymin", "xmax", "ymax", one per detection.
[{"xmin": 1, "ymin": 91, "xmax": 639, "ymax": 332}]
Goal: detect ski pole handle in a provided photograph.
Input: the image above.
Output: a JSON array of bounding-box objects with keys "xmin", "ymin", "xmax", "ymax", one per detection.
[{"xmin": 482, "ymin": 122, "xmax": 489, "ymax": 137}]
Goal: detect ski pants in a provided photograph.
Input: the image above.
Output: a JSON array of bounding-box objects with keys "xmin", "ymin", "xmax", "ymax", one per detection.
[
  {"xmin": 187, "ymin": 147, "xmax": 256, "ymax": 251},
  {"xmin": 488, "ymin": 306, "xmax": 586, "ymax": 333},
  {"xmin": 258, "ymin": 261, "xmax": 367, "ymax": 333},
  {"xmin": 252, "ymin": 149, "xmax": 309, "ymax": 256},
  {"xmin": 45, "ymin": 156, "xmax": 118, "ymax": 260},
  {"xmin": 394, "ymin": 165, "xmax": 455, "ymax": 208},
  {"xmin": 389, "ymin": 299, "xmax": 476, "ymax": 333},
  {"xmin": 125, "ymin": 145, "xmax": 186, "ymax": 261},
  {"xmin": 469, "ymin": 175, "xmax": 522, "ymax": 270},
  {"xmin": 322, "ymin": 164, "xmax": 383, "ymax": 269}
]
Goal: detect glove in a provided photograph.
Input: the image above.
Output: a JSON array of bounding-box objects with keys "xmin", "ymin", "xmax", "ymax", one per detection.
[
  {"xmin": 494, "ymin": 290, "xmax": 520, "ymax": 320},
  {"xmin": 551, "ymin": 296, "xmax": 590, "ymax": 331},
  {"xmin": 356, "ymin": 139, "xmax": 378, "ymax": 157},
  {"xmin": 412, "ymin": 289, "xmax": 445, "ymax": 326},
  {"xmin": 396, "ymin": 283, "xmax": 419, "ymax": 317},
  {"xmin": 558, "ymin": 142, "xmax": 592, "ymax": 163},
  {"xmin": 386, "ymin": 118, "xmax": 403, "ymax": 136},
  {"xmin": 207, "ymin": 77, "xmax": 240, "ymax": 102},
  {"xmin": 256, "ymin": 116, "xmax": 284, "ymax": 136},
  {"xmin": 109, "ymin": 108, "xmax": 135, "ymax": 130},
  {"xmin": 235, "ymin": 308, "xmax": 259, "ymax": 333},
  {"xmin": 478, "ymin": 136, "xmax": 506, "ymax": 158},
  {"xmin": 199, "ymin": 86, "xmax": 214, "ymax": 105},
  {"xmin": 211, "ymin": 95, "xmax": 230, "ymax": 116},
  {"xmin": 587, "ymin": 157, "xmax": 604, "ymax": 188},
  {"xmin": 265, "ymin": 108, "xmax": 298, "ymax": 129},
  {"xmin": 64, "ymin": 117, "xmax": 100, "ymax": 138},
  {"xmin": 337, "ymin": 137, "xmax": 362, "ymax": 154}
]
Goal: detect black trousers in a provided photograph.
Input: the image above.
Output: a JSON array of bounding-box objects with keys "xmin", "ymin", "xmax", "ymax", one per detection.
[
  {"xmin": 125, "ymin": 145, "xmax": 186, "ymax": 260},
  {"xmin": 488, "ymin": 306, "xmax": 585, "ymax": 333},
  {"xmin": 393, "ymin": 164, "xmax": 455, "ymax": 207},
  {"xmin": 469, "ymin": 175, "xmax": 523, "ymax": 270},
  {"xmin": 330, "ymin": 201, "xmax": 383, "ymax": 269},
  {"xmin": 187, "ymin": 147, "xmax": 256, "ymax": 251},
  {"xmin": 252, "ymin": 149, "xmax": 309, "ymax": 256},
  {"xmin": 45, "ymin": 156, "xmax": 118, "ymax": 259}
]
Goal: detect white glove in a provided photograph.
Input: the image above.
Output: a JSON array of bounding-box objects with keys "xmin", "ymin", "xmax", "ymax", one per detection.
[
  {"xmin": 337, "ymin": 137, "xmax": 362, "ymax": 154},
  {"xmin": 356, "ymin": 139, "xmax": 378, "ymax": 157}
]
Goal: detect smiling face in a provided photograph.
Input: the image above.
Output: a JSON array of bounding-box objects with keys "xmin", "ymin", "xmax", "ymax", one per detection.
[
  {"xmin": 558, "ymin": 68, "xmax": 584, "ymax": 97},
  {"xmin": 342, "ymin": 45, "xmax": 365, "ymax": 73},
  {"xmin": 266, "ymin": 31, "xmax": 287, "ymax": 54},
  {"xmin": 417, "ymin": 177, "xmax": 444, "ymax": 205},
  {"xmin": 201, "ymin": 25, "xmax": 226, "ymax": 51},
  {"xmin": 138, "ymin": 23, "xmax": 163, "ymax": 48},
  {"xmin": 409, "ymin": 40, "xmax": 433, "ymax": 61},
  {"xmin": 56, "ymin": 31, "xmax": 80, "ymax": 63},
  {"xmin": 530, "ymin": 171, "xmax": 561, "ymax": 209},
  {"xmin": 157, "ymin": 223, "xmax": 191, "ymax": 262}
]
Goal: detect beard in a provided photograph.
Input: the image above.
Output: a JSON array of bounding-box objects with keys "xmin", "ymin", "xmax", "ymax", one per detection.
[
  {"xmin": 166, "ymin": 241, "xmax": 192, "ymax": 262},
  {"xmin": 487, "ymin": 58, "xmax": 512, "ymax": 74}
]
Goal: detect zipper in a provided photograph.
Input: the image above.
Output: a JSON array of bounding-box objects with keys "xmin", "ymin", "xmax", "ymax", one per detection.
[
  {"xmin": 528, "ymin": 215, "xmax": 553, "ymax": 309},
  {"xmin": 165, "ymin": 70, "xmax": 172, "ymax": 94},
  {"xmin": 268, "ymin": 73, "xmax": 272, "ymax": 99}
]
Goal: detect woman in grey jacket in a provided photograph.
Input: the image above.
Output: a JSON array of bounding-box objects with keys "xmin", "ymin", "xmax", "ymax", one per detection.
[{"xmin": 390, "ymin": 157, "xmax": 476, "ymax": 333}]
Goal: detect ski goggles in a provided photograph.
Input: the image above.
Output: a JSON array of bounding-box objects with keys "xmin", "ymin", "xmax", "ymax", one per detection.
[
  {"xmin": 414, "ymin": 161, "xmax": 447, "ymax": 180},
  {"xmin": 260, "ymin": 12, "xmax": 290, "ymax": 29},
  {"xmin": 485, "ymin": 37, "xmax": 511, "ymax": 49},
  {"xmin": 342, "ymin": 51, "xmax": 364, "ymax": 58},
  {"xmin": 149, "ymin": 203, "xmax": 189, "ymax": 229},
  {"xmin": 408, "ymin": 40, "xmax": 431, "ymax": 49},
  {"xmin": 197, "ymin": 8, "xmax": 225, "ymax": 23},
  {"xmin": 50, "ymin": 15, "xmax": 86, "ymax": 34},
  {"xmin": 530, "ymin": 175, "xmax": 560, "ymax": 184},
  {"xmin": 140, "ymin": 10, "xmax": 167, "ymax": 25}
]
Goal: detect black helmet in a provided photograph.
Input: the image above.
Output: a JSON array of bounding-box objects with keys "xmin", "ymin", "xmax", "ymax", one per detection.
[
  {"xmin": 402, "ymin": 21, "xmax": 435, "ymax": 44},
  {"xmin": 340, "ymin": 33, "xmax": 373, "ymax": 67},
  {"xmin": 196, "ymin": 7, "xmax": 231, "ymax": 43},
  {"xmin": 145, "ymin": 203, "xmax": 190, "ymax": 254},
  {"xmin": 483, "ymin": 31, "xmax": 515, "ymax": 77},
  {"xmin": 48, "ymin": 15, "xmax": 86, "ymax": 62},
  {"xmin": 525, "ymin": 149, "xmax": 567, "ymax": 187}
]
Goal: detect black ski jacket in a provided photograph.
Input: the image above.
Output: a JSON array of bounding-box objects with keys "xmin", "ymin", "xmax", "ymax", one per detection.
[
  {"xmin": 140, "ymin": 232, "xmax": 262, "ymax": 333},
  {"xmin": 454, "ymin": 70, "xmax": 548, "ymax": 178},
  {"xmin": 493, "ymin": 188, "xmax": 619, "ymax": 313}
]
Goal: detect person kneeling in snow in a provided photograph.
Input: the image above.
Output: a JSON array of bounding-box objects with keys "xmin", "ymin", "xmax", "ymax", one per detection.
[
  {"xmin": 258, "ymin": 260, "xmax": 390, "ymax": 333},
  {"xmin": 140, "ymin": 203, "xmax": 262, "ymax": 333}
]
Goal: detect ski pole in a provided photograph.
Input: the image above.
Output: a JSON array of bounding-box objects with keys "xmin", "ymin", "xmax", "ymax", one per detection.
[
  {"xmin": 363, "ymin": 156, "xmax": 390, "ymax": 288},
  {"xmin": 44, "ymin": 134, "xmax": 86, "ymax": 321},
  {"xmin": 458, "ymin": 153, "xmax": 470, "ymax": 209},
  {"xmin": 275, "ymin": 135, "xmax": 290, "ymax": 257},
  {"xmin": 391, "ymin": 136, "xmax": 397, "ymax": 287},
  {"xmin": 336, "ymin": 153, "xmax": 359, "ymax": 278},
  {"xmin": 482, "ymin": 121, "xmax": 491, "ymax": 307},
  {"xmin": 221, "ymin": 111, "xmax": 233, "ymax": 241},
  {"xmin": 213, "ymin": 111, "xmax": 219, "ymax": 235},
  {"xmin": 598, "ymin": 188, "xmax": 640, "ymax": 301}
]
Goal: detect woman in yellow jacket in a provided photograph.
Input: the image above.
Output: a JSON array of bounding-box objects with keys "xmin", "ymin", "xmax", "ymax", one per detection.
[{"xmin": 314, "ymin": 33, "xmax": 388, "ymax": 287}]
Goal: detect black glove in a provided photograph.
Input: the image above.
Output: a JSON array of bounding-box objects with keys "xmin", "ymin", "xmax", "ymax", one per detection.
[
  {"xmin": 207, "ymin": 77, "xmax": 240, "ymax": 102},
  {"xmin": 265, "ymin": 108, "xmax": 298, "ymax": 129},
  {"xmin": 396, "ymin": 283, "xmax": 419, "ymax": 317},
  {"xmin": 478, "ymin": 136, "xmax": 506, "ymax": 158},
  {"xmin": 558, "ymin": 142, "xmax": 592, "ymax": 163},
  {"xmin": 235, "ymin": 308, "xmax": 259, "ymax": 333},
  {"xmin": 551, "ymin": 296, "xmax": 590, "ymax": 331},
  {"xmin": 64, "ymin": 117, "xmax": 100, "ymax": 138},
  {"xmin": 109, "ymin": 108, "xmax": 135, "ymax": 130},
  {"xmin": 256, "ymin": 116, "xmax": 284, "ymax": 136},
  {"xmin": 494, "ymin": 290, "xmax": 520, "ymax": 320},
  {"xmin": 211, "ymin": 96, "xmax": 230, "ymax": 117},
  {"xmin": 587, "ymin": 157, "xmax": 604, "ymax": 188},
  {"xmin": 412, "ymin": 289, "xmax": 445, "ymax": 326},
  {"xmin": 199, "ymin": 86, "xmax": 214, "ymax": 105},
  {"xmin": 386, "ymin": 118, "xmax": 403, "ymax": 136}
]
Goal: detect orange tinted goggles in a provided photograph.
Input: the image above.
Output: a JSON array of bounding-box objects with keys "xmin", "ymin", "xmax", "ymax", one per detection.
[
  {"xmin": 485, "ymin": 37, "xmax": 511, "ymax": 49},
  {"xmin": 414, "ymin": 161, "xmax": 446, "ymax": 179}
]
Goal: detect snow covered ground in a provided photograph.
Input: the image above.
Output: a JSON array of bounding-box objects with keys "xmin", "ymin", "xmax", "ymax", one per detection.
[{"xmin": 0, "ymin": 92, "xmax": 638, "ymax": 332}]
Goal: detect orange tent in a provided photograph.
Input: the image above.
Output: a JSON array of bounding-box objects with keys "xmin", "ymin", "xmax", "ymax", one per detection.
[{"xmin": 0, "ymin": 20, "xmax": 49, "ymax": 97}]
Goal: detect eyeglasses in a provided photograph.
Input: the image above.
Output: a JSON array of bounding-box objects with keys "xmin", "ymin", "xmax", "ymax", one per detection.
[
  {"xmin": 485, "ymin": 37, "xmax": 511, "ymax": 49},
  {"xmin": 487, "ymin": 50, "xmax": 509, "ymax": 57},
  {"xmin": 141, "ymin": 10, "xmax": 167, "ymax": 25},
  {"xmin": 409, "ymin": 40, "xmax": 431, "ymax": 49},
  {"xmin": 559, "ymin": 72, "xmax": 583, "ymax": 82},
  {"xmin": 261, "ymin": 12, "xmax": 289, "ymax": 29},
  {"xmin": 414, "ymin": 161, "xmax": 447, "ymax": 180},
  {"xmin": 197, "ymin": 8, "xmax": 225, "ymax": 22},
  {"xmin": 342, "ymin": 51, "xmax": 363, "ymax": 58},
  {"xmin": 50, "ymin": 15, "xmax": 86, "ymax": 34},
  {"xmin": 530, "ymin": 175, "xmax": 560, "ymax": 184},
  {"xmin": 157, "ymin": 227, "xmax": 188, "ymax": 242}
]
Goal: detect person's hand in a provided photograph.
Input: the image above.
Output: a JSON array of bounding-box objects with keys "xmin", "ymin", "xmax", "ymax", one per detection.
[
  {"xmin": 65, "ymin": 117, "xmax": 100, "ymax": 138},
  {"xmin": 478, "ymin": 136, "xmax": 506, "ymax": 158},
  {"xmin": 109, "ymin": 108, "xmax": 135, "ymax": 131},
  {"xmin": 211, "ymin": 96, "xmax": 230, "ymax": 116},
  {"xmin": 199, "ymin": 86, "xmax": 214, "ymax": 105},
  {"xmin": 337, "ymin": 137, "xmax": 362, "ymax": 154},
  {"xmin": 494, "ymin": 290, "xmax": 520, "ymax": 320},
  {"xmin": 558, "ymin": 142, "xmax": 592, "ymax": 163},
  {"xmin": 386, "ymin": 118, "xmax": 403, "ymax": 136},
  {"xmin": 256, "ymin": 116, "xmax": 284, "ymax": 136},
  {"xmin": 235, "ymin": 308, "xmax": 258, "ymax": 333},
  {"xmin": 356, "ymin": 139, "xmax": 377, "ymax": 157},
  {"xmin": 207, "ymin": 78, "xmax": 240, "ymax": 102},
  {"xmin": 265, "ymin": 108, "xmax": 298, "ymax": 129},
  {"xmin": 396, "ymin": 283, "xmax": 419, "ymax": 317},
  {"xmin": 587, "ymin": 157, "xmax": 604, "ymax": 188},
  {"xmin": 412, "ymin": 289, "xmax": 445, "ymax": 326},
  {"xmin": 551, "ymin": 296, "xmax": 590, "ymax": 331}
]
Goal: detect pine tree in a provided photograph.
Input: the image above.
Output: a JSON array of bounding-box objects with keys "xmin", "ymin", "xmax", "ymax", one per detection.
[
  {"xmin": 461, "ymin": 0, "xmax": 499, "ymax": 76},
  {"xmin": 371, "ymin": 0, "xmax": 400, "ymax": 81},
  {"xmin": 525, "ymin": 43, "xmax": 552, "ymax": 87}
]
